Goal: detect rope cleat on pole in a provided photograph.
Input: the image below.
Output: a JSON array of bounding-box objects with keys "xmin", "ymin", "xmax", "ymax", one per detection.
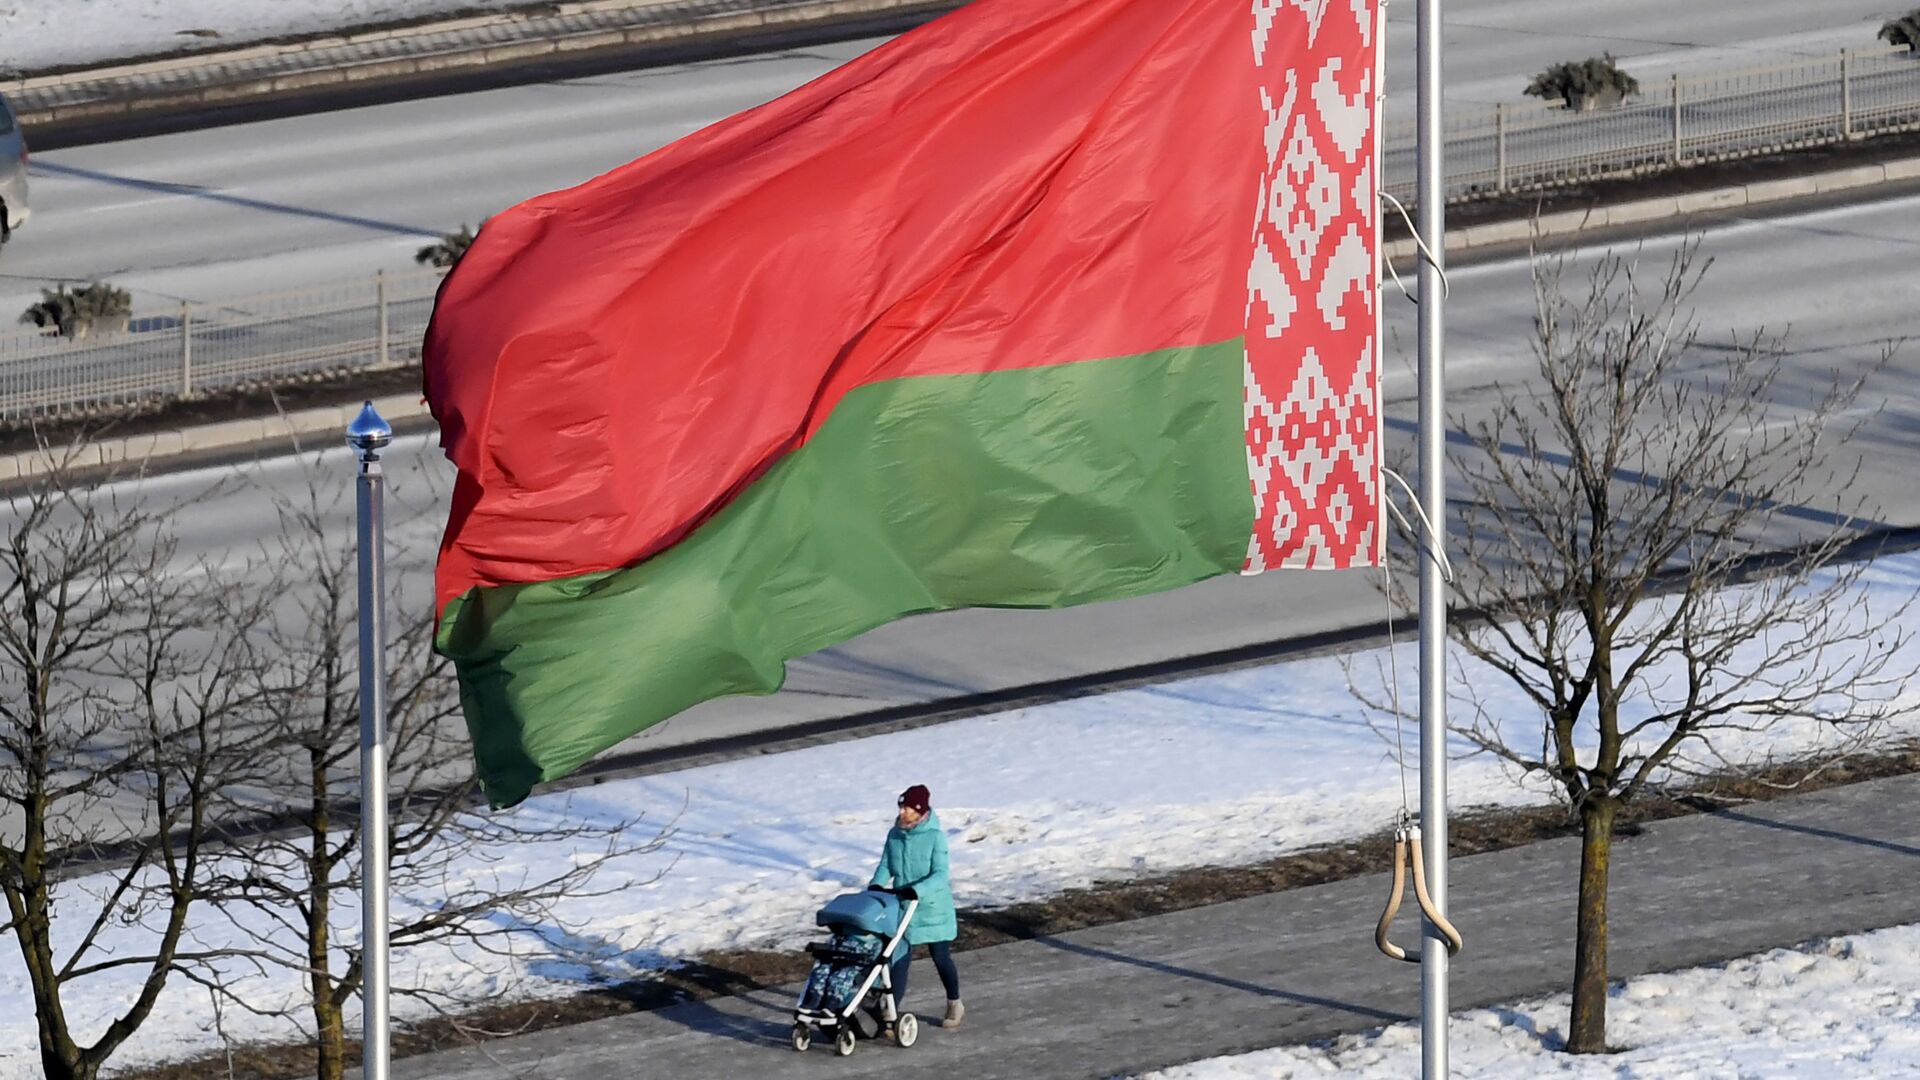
[{"xmin": 1376, "ymin": 817, "xmax": 1464, "ymax": 963}]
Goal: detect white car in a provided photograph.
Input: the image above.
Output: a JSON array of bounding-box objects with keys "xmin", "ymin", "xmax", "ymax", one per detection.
[{"xmin": 0, "ymin": 93, "xmax": 28, "ymax": 247}]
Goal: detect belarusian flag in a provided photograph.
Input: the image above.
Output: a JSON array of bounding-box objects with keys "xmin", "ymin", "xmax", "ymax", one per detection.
[{"xmin": 426, "ymin": 0, "xmax": 1385, "ymax": 807}]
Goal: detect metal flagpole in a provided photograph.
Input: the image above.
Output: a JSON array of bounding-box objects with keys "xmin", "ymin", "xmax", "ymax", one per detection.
[
  {"xmin": 1415, "ymin": 0, "xmax": 1450, "ymax": 1074},
  {"xmin": 348, "ymin": 402, "xmax": 394, "ymax": 1080}
]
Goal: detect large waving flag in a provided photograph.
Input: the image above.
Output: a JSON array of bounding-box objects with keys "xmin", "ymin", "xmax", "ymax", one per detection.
[{"xmin": 426, "ymin": 0, "xmax": 1385, "ymax": 807}]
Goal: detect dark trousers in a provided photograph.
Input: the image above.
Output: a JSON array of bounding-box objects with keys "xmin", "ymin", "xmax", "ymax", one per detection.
[{"xmin": 890, "ymin": 941, "xmax": 959, "ymax": 1005}]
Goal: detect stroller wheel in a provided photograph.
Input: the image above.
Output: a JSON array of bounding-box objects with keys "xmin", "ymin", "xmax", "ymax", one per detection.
[
  {"xmin": 790, "ymin": 1023, "xmax": 811, "ymax": 1052},
  {"xmin": 835, "ymin": 1025, "xmax": 858, "ymax": 1057},
  {"xmin": 895, "ymin": 1013, "xmax": 919, "ymax": 1048}
]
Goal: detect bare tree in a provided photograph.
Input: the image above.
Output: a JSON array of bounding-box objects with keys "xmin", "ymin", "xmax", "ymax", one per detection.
[
  {"xmin": 1394, "ymin": 245, "xmax": 1909, "ymax": 1053},
  {"xmin": 200, "ymin": 455, "xmax": 666, "ymax": 1080},
  {"xmin": 0, "ymin": 454, "xmax": 271, "ymax": 1080}
]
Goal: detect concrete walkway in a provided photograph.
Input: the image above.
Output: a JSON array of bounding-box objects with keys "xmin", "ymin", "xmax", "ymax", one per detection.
[{"xmin": 378, "ymin": 772, "xmax": 1920, "ymax": 1079}]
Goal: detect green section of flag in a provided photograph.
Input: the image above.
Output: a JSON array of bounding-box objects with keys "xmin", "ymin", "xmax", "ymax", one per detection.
[{"xmin": 437, "ymin": 341, "xmax": 1252, "ymax": 807}]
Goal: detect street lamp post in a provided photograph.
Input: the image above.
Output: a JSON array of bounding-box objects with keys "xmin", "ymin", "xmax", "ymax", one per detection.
[{"xmin": 347, "ymin": 402, "xmax": 393, "ymax": 1080}]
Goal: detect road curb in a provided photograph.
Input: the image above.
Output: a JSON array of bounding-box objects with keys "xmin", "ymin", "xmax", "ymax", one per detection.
[
  {"xmin": 1385, "ymin": 154, "xmax": 1920, "ymax": 259},
  {"xmin": 6, "ymin": 0, "xmax": 958, "ymax": 130},
  {"xmin": 0, "ymin": 392, "xmax": 432, "ymax": 482},
  {"xmin": 8, "ymin": 0, "xmax": 695, "ymax": 88}
]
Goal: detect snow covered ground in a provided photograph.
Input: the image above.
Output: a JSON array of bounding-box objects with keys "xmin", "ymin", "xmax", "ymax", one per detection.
[
  {"xmin": 1, "ymin": 547, "xmax": 1915, "ymax": 1076},
  {"xmin": 1139, "ymin": 923, "xmax": 1920, "ymax": 1078},
  {"xmin": 1, "ymin": 0, "xmax": 556, "ymax": 74}
]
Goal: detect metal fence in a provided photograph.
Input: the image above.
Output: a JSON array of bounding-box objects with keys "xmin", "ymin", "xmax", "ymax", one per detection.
[
  {"xmin": 1385, "ymin": 46, "xmax": 1920, "ymax": 203},
  {"xmin": 0, "ymin": 270, "xmax": 440, "ymax": 423}
]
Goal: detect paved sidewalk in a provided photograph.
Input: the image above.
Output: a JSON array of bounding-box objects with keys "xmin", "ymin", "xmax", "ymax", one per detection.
[{"xmin": 376, "ymin": 772, "xmax": 1920, "ymax": 1079}]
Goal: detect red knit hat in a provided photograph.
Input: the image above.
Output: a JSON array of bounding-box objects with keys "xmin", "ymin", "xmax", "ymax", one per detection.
[{"xmin": 897, "ymin": 784, "xmax": 931, "ymax": 813}]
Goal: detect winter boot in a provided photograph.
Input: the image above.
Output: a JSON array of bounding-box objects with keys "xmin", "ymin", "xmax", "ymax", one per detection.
[{"xmin": 943, "ymin": 999, "xmax": 965, "ymax": 1029}]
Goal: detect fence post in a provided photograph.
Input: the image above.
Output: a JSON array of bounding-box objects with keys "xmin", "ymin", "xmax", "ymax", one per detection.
[
  {"xmin": 1841, "ymin": 49, "xmax": 1853, "ymax": 139},
  {"xmin": 1671, "ymin": 74, "xmax": 1683, "ymax": 165},
  {"xmin": 376, "ymin": 270, "xmax": 390, "ymax": 368},
  {"xmin": 1495, "ymin": 103, "xmax": 1508, "ymax": 192},
  {"xmin": 180, "ymin": 302, "xmax": 193, "ymax": 397}
]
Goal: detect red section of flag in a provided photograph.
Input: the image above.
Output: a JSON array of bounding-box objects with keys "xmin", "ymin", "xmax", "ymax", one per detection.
[{"xmin": 424, "ymin": 0, "xmax": 1264, "ymax": 612}]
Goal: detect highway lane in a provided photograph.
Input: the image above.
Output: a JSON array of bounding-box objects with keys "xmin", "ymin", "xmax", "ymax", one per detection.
[
  {"xmin": 0, "ymin": 0, "xmax": 1902, "ymax": 315},
  {"xmin": 0, "ymin": 45, "xmax": 847, "ymax": 313},
  {"xmin": 73, "ymin": 187, "xmax": 1920, "ymax": 769}
]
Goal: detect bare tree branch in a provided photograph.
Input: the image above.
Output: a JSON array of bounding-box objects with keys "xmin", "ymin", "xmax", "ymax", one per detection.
[
  {"xmin": 1358, "ymin": 240, "xmax": 1914, "ymax": 1053},
  {"xmin": 0, "ymin": 442, "xmax": 265, "ymax": 1080},
  {"xmin": 191, "ymin": 450, "xmax": 676, "ymax": 1080}
]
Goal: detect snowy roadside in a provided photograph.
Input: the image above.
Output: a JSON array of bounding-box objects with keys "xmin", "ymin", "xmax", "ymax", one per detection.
[
  {"xmin": 18, "ymin": 561, "xmax": 1920, "ymax": 1074},
  {"xmin": 2, "ymin": 0, "xmax": 588, "ymax": 77},
  {"xmin": 1135, "ymin": 923, "xmax": 1920, "ymax": 1078},
  {"xmin": 4, "ymin": 552, "xmax": 1918, "ymax": 1077}
]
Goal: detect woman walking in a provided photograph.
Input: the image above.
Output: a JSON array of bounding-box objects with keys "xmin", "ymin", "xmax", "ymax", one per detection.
[{"xmin": 871, "ymin": 784, "xmax": 963, "ymax": 1029}]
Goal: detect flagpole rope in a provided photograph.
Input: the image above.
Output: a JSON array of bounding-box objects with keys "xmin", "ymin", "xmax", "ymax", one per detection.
[
  {"xmin": 1382, "ymin": 550, "xmax": 1414, "ymax": 817},
  {"xmin": 1383, "ymin": 467, "xmax": 1454, "ymax": 583},
  {"xmin": 1369, "ymin": 0, "xmax": 1465, "ymax": 982},
  {"xmin": 1376, "ymin": 464, "xmax": 1454, "ymax": 819},
  {"xmin": 1372, "ymin": 194, "xmax": 1457, "ymax": 819},
  {"xmin": 1379, "ymin": 191, "xmax": 1451, "ymax": 305},
  {"xmin": 1373, "ymin": 468, "xmax": 1464, "ymax": 962}
]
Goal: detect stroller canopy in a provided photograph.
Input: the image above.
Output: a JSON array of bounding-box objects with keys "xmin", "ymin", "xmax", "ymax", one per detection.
[{"xmin": 816, "ymin": 890, "xmax": 903, "ymax": 938}]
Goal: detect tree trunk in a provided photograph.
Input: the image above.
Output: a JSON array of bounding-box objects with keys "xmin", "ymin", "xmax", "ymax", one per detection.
[
  {"xmin": 33, "ymin": 994, "xmax": 88, "ymax": 1080},
  {"xmin": 42, "ymin": 1053, "xmax": 99, "ymax": 1076},
  {"xmin": 309, "ymin": 747, "xmax": 348, "ymax": 1080},
  {"xmin": 13, "ymin": 887, "xmax": 87, "ymax": 1080},
  {"xmin": 313, "ymin": 992, "xmax": 348, "ymax": 1080},
  {"xmin": 1567, "ymin": 796, "xmax": 1617, "ymax": 1053},
  {"xmin": 39, "ymin": 1054, "xmax": 98, "ymax": 1080}
]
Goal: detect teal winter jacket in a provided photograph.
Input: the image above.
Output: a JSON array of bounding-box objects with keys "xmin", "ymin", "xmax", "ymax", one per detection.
[{"xmin": 869, "ymin": 810, "xmax": 956, "ymax": 945}]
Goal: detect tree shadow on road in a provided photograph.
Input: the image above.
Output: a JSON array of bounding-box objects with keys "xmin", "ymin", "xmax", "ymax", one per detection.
[
  {"xmin": 1707, "ymin": 807, "xmax": 1920, "ymax": 858},
  {"xmin": 636, "ymin": 983, "xmax": 797, "ymax": 1049},
  {"xmin": 31, "ymin": 160, "xmax": 443, "ymax": 239}
]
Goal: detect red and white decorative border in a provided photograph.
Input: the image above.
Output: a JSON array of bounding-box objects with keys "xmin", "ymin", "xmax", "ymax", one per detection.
[{"xmin": 1243, "ymin": 0, "xmax": 1385, "ymax": 573}]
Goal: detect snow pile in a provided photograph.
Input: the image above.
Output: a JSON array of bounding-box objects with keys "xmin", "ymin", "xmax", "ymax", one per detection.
[
  {"xmin": 0, "ymin": 553, "xmax": 1914, "ymax": 1075},
  {"xmin": 2, "ymin": 0, "xmax": 552, "ymax": 76},
  {"xmin": 1139, "ymin": 923, "xmax": 1920, "ymax": 1078}
]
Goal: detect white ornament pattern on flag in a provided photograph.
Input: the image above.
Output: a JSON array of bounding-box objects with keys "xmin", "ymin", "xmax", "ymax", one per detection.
[
  {"xmin": 1317, "ymin": 227, "xmax": 1372, "ymax": 332},
  {"xmin": 1244, "ymin": 0, "xmax": 1382, "ymax": 573},
  {"xmin": 1277, "ymin": 115, "xmax": 1340, "ymax": 279}
]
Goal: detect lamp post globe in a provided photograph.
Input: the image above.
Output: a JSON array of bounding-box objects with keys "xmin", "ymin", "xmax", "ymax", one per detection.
[{"xmin": 347, "ymin": 401, "xmax": 392, "ymax": 459}]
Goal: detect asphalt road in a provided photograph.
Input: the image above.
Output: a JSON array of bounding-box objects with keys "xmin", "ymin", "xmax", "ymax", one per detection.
[
  {"xmin": 373, "ymin": 770, "xmax": 1920, "ymax": 1079},
  {"xmin": 0, "ymin": 0, "xmax": 1900, "ymax": 315},
  {"xmin": 21, "ymin": 181, "xmax": 1914, "ymax": 848},
  {"xmin": 63, "ymin": 185, "xmax": 1920, "ymax": 765},
  {"xmin": 3, "ymin": 13, "xmax": 1914, "ymax": 838}
]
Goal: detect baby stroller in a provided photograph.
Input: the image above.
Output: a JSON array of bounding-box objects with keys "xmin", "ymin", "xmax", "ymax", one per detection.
[{"xmin": 790, "ymin": 885, "xmax": 921, "ymax": 1057}]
